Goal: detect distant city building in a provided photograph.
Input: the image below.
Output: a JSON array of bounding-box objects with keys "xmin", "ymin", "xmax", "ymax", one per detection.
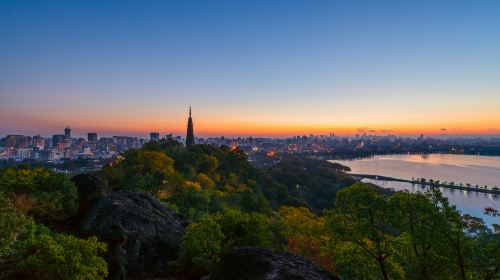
[
  {"xmin": 88, "ymin": 133, "xmax": 98, "ymax": 142},
  {"xmin": 52, "ymin": 134, "xmax": 66, "ymax": 148},
  {"xmin": 39, "ymin": 149, "xmax": 54, "ymax": 161},
  {"xmin": 150, "ymin": 132, "xmax": 160, "ymax": 141},
  {"xmin": 186, "ymin": 106, "xmax": 195, "ymax": 147},
  {"xmin": 5, "ymin": 135, "xmax": 27, "ymax": 149},
  {"xmin": 33, "ymin": 135, "xmax": 44, "ymax": 149},
  {"xmin": 17, "ymin": 148, "xmax": 34, "ymax": 159},
  {"xmin": 57, "ymin": 142, "xmax": 70, "ymax": 151},
  {"xmin": 64, "ymin": 126, "xmax": 71, "ymax": 140}
]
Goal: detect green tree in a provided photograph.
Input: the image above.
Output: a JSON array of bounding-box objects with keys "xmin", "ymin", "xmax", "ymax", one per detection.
[
  {"xmin": 326, "ymin": 183, "xmax": 403, "ymax": 280},
  {"xmin": 217, "ymin": 208, "xmax": 276, "ymax": 252},
  {"xmin": 0, "ymin": 193, "xmax": 30, "ymax": 259},
  {"xmin": 0, "ymin": 167, "xmax": 77, "ymax": 223},
  {"xmin": 427, "ymin": 188, "xmax": 472, "ymax": 280},
  {"xmin": 102, "ymin": 149, "xmax": 174, "ymax": 197},
  {"xmin": 389, "ymin": 191, "xmax": 452, "ymax": 279},
  {"xmin": 179, "ymin": 215, "xmax": 224, "ymax": 274},
  {"xmin": 13, "ymin": 224, "xmax": 108, "ymax": 280}
]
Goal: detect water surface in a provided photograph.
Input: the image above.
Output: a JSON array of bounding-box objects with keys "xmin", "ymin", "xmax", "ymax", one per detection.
[{"xmin": 331, "ymin": 154, "xmax": 500, "ymax": 226}]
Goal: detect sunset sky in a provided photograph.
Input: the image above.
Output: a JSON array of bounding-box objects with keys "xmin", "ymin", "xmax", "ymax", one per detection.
[{"xmin": 1, "ymin": 0, "xmax": 499, "ymax": 138}]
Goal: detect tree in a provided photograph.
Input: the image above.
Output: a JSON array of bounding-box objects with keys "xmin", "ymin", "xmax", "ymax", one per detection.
[
  {"xmin": 179, "ymin": 215, "xmax": 224, "ymax": 274},
  {"xmin": 217, "ymin": 208, "xmax": 276, "ymax": 252},
  {"xmin": 0, "ymin": 167, "xmax": 78, "ymax": 223},
  {"xmin": 279, "ymin": 206, "xmax": 334, "ymax": 272},
  {"xmin": 427, "ymin": 188, "xmax": 471, "ymax": 280},
  {"xmin": 326, "ymin": 183, "xmax": 403, "ymax": 280},
  {"xmin": 0, "ymin": 193, "xmax": 30, "ymax": 259},
  {"xmin": 102, "ymin": 149, "xmax": 174, "ymax": 197},
  {"xmin": 12, "ymin": 224, "xmax": 108, "ymax": 280},
  {"xmin": 389, "ymin": 191, "xmax": 451, "ymax": 279},
  {"xmin": 0, "ymin": 194, "xmax": 108, "ymax": 280}
]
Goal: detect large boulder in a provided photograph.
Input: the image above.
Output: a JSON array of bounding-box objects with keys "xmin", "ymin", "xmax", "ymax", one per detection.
[
  {"xmin": 81, "ymin": 190, "xmax": 189, "ymax": 280},
  {"xmin": 71, "ymin": 173, "xmax": 110, "ymax": 222},
  {"xmin": 209, "ymin": 246, "xmax": 338, "ymax": 280}
]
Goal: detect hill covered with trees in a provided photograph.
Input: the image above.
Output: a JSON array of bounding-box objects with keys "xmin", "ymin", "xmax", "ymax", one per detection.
[{"xmin": 0, "ymin": 140, "xmax": 499, "ymax": 279}]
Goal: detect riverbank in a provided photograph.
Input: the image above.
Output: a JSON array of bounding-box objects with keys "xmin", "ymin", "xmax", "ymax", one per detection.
[{"xmin": 350, "ymin": 173, "xmax": 500, "ymax": 195}]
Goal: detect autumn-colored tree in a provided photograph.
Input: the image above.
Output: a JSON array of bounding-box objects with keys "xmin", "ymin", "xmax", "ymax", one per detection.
[
  {"xmin": 279, "ymin": 206, "xmax": 335, "ymax": 272},
  {"xmin": 0, "ymin": 167, "xmax": 78, "ymax": 223}
]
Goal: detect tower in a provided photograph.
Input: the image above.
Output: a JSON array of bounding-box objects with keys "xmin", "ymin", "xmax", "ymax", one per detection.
[
  {"xmin": 64, "ymin": 126, "xmax": 71, "ymax": 139},
  {"xmin": 186, "ymin": 106, "xmax": 195, "ymax": 147}
]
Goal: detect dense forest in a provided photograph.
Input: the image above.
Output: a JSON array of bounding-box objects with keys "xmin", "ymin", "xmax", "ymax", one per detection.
[{"xmin": 0, "ymin": 139, "xmax": 499, "ymax": 279}]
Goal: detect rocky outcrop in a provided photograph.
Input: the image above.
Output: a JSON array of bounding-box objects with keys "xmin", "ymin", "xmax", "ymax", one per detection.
[
  {"xmin": 71, "ymin": 173, "xmax": 110, "ymax": 222},
  {"xmin": 209, "ymin": 246, "xmax": 338, "ymax": 280},
  {"xmin": 81, "ymin": 190, "xmax": 189, "ymax": 280}
]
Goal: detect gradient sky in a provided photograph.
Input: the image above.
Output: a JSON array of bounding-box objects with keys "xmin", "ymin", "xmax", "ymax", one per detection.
[{"xmin": 1, "ymin": 0, "xmax": 499, "ymax": 138}]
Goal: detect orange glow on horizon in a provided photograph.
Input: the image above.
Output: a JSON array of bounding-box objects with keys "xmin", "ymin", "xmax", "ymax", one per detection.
[
  {"xmin": 53, "ymin": 119, "xmax": 499, "ymax": 137},
  {"xmin": 2, "ymin": 104, "xmax": 499, "ymax": 137}
]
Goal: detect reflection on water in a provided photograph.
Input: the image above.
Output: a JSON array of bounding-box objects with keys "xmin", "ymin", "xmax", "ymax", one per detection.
[
  {"xmin": 330, "ymin": 154, "xmax": 500, "ymax": 226},
  {"xmin": 332, "ymin": 154, "xmax": 500, "ymax": 187}
]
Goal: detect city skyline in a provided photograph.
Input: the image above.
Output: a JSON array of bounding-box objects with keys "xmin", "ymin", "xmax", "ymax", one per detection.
[{"xmin": 1, "ymin": 1, "xmax": 499, "ymax": 137}]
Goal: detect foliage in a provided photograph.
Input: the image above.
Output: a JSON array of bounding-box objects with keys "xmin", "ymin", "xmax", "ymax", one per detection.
[
  {"xmin": 139, "ymin": 141, "xmax": 354, "ymax": 211},
  {"xmin": 8, "ymin": 141, "xmax": 496, "ymax": 280},
  {"xmin": 102, "ymin": 149, "xmax": 174, "ymax": 197},
  {"xmin": 266, "ymin": 158, "xmax": 354, "ymax": 210},
  {"xmin": 326, "ymin": 182, "xmax": 404, "ymax": 280},
  {"xmin": 179, "ymin": 215, "xmax": 224, "ymax": 274},
  {"xmin": 279, "ymin": 206, "xmax": 334, "ymax": 272},
  {"xmin": 12, "ymin": 224, "xmax": 108, "ymax": 280},
  {"xmin": 0, "ymin": 167, "xmax": 78, "ymax": 222},
  {"xmin": 0, "ymin": 193, "xmax": 108, "ymax": 280},
  {"xmin": 0, "ymin": 193, "xmax": 30, "ymax": 259},
  {"xmin": 217, "ymin": 208, "xmax": 278, "ymax": 252},
  {"xmin": 325, "ymin": 183, "xmax": 500, "ymax": 280}
]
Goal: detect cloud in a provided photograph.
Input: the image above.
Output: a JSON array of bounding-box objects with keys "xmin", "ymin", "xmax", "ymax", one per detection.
[
  {"xmin": 441, "ymin": 128, "xmax": 447, "ymax": 131},
  {"xmin": 356, "ymin": 127, "xmax": 393, "ymax": 134}
]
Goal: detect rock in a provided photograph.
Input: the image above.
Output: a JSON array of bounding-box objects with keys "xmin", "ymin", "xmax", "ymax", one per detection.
[
  {"xmin": 209, "ymin": 246, "xmax": 338, "ymax": 280},
  {"xmin": 81, "ymin": 190, "xmax": 189, "ymax": 280},
  {"xmin": 71, "ymin": 173, "xmax": 110, "ymax": 221}
]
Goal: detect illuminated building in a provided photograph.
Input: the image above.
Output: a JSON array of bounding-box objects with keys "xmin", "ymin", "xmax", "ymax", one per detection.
[{"xmin": 5, "ymin": 135, "xmax": 27, "ymax": 149}]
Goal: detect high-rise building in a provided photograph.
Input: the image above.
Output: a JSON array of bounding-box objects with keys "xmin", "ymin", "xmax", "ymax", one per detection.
[
  {"xmin": 39, "ymin": 149, "xmax": 54, "ymax": 161},
  {"xmin": 186, "ymin": 106, "xmax": 195, "ymax": 147},
  {"xmin": 52, "ymin": 134, "xmax": 66, "ymax": 148},
  {"xmin": 33, "ymin": 135, "xmax": 44, "ymax": 149},
  {"xmin": 150, "ymin": 132, "xmax": 160, "ymax": 141},
  {"xmin": 88, "ymin": 133, "xmax": 98, "ymax": 142},
  {"xmin": 5, "ymin": 135, "xmax": 27, "ymax": 149}
]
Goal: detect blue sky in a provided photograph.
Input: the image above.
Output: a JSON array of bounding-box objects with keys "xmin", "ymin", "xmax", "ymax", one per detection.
[{"xmin": 1, "ymin": 0, "xmax": 499, "ymax": 137}]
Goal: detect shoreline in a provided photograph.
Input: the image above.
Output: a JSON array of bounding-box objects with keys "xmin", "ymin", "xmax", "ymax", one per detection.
[{"xmin": 350, "ymin": 173, "xmax": 500, "ymax": 195}]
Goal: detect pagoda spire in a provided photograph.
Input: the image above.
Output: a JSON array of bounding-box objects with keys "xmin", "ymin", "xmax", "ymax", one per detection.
[{"xmin": 186, "ymin": 106, "xmax": 195, "ymax": 148}]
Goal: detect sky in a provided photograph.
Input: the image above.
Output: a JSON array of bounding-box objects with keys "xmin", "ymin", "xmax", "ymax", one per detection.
[{"xmin": 1, "ymin": 0, "xmax": 499, "ymax": 138}]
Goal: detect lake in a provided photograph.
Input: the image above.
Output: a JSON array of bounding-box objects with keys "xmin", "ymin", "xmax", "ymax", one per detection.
[{"xmin": 330, "ymin": 154, "xmax": 500, "ymax": 226}]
